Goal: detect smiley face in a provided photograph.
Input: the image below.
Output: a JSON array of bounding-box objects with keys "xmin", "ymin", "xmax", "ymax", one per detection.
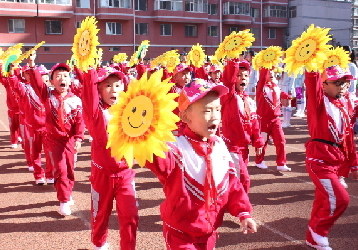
[
  {"xmin": 263, "ymin": 51, "xmax": 276, "ymax": 62},
  {"xmin": 121, "ymin": 95, "xmax": 154, "ymax": 137},
  {"xmin": 78, "ymin": 30, "xmax": 90, "ymax": 57},
  {"xmin": 324, "ymin": 55, "xmax": 340, "ymax": 69},
  {"xmin": 224, "ymin": 37, "xmax": 243, "ymax": 51},
  {"xmin": 192, "ymin": 50, "xmax": 201, "ymax": 62},
  {"xmin": 294, "ymin": 39, "xmax": 317, "ymax": 62}
]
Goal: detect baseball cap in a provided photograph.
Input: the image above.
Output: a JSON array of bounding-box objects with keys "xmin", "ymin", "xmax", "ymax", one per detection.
[
  {"xmin": 322, "ymin": 65, "xmax": 354, "ymax": 82},
  {"xmin": 178, "ymin": 78, "xmax": 228, "ymax": 112},
  {"xmin": 208, "ymin": 64, "xmax": 223, "ymax": 73},
  {"xmin": 173, "ymin": 63, "xmax": 192, "ymax": 75},
  {"xmin": 237, "ymin": 60, "xmax": 250, "ymax": 71},
  {"xmin": 97, "ymin": 67, "xmax": 127, "ymax": 84},
  {"xmin": 50, "ymin": 63, "xmax": 71, "ymax": 79},
  {"xmin": 37, "ymin": 64, "xmax": 49, "ymax": 75}
]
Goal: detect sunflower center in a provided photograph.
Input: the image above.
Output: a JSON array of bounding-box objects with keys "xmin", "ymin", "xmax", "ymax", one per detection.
[
  {"xmin": 224, "ymin": 37, "xmax": 242, "ymax": 51},
  {"xmin": 78, "ymin": 30, "xmax": 91, "ymax": 57},
  {"xmin": 294, "ymin": 38, "xmax": 317, "ymax": 62}
]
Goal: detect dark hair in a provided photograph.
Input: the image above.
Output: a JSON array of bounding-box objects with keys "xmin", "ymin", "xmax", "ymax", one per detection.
[
  {"xmin": 50, "ymin": 67, "xmax": 70, "ymax": 80},
  {"xmin": 247, "ymin": 50, "xmax": 255, "ymax": 57}
]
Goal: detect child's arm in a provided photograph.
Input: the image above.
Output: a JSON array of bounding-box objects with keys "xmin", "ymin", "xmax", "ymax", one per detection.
[
  {"xmin": 27, "ymin": 54, "xmax": 48, "ymax": 102},
  {"xmin": 304, "ymin": 71, "xmax": 323, "ymax": 122},
  {"xmin": 73, "ymin": 98, "xmax": 85, "ymax": 151},
  {"xmin": 256, "ymin": 68, "xmax": 269, "ymax": 97},
  {"xmin": 81, "ymin": 68, "xmax": 100, "ymax": 121},
  {"xmin": 8, "ymin": 67, "xmax": 26, "ymax": 98}
]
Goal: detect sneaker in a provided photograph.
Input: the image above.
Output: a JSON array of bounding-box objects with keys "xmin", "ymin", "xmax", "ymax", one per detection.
[
  {"xmin": 256, "ymin": 162, "xmax": 268, "ymax": 169},
  {"xmin": 11, "ymin": 144, "xmax": 18, "ymax": 149},
  {"xmin": 46, "ymin": 178, "xmax": 55, "ymax": 184},
  {"xmin": 28, "ymin": 166, "xmax": 34, "ymax": 172},
  {"xmin": 35, "ymin": 178, "xmax": 46, "ymax": 185},
  {"xmin": 339, "ymin": 176, "xmax": 348, "ymax": 189},
  {"xmin": 277, "ymin": 165, "xmax": 291, "ymax": 172},
  {"xmin": 18, "ymin": 137, "xmax": 23, "ymax": 143},
  {"xmin": 94, "ymin": 242, "xmax": 109, "ymax": 250},
  {"xmin": 306, "ymin": 227, "xmax": 332, "ymax": 250},
  {"xmin": 58, "ymin": 202, "xmax": 72, "ymax": 216},
  {"xmin": 88, "ymin": 136, "xmax": 93, "ymax": 142},
  {"xmin": 68, "ymin": 196, "xmax": 75, "ymax": 206}
]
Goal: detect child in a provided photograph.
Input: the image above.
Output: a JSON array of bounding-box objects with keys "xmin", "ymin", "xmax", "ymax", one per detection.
[
  {"xmin": 146, "ymin": 78, "xmax": 257, "ymax": 249},
  {"xmin": 27, "ymin": 59, "xmax": 84, "ymax": 216},
  {"xmin": 207, "ymin": 64, "xmax": 222, "ymax": 84},
  {"xmin": 255, "ymin": 68, "xmax": 291, "ymax": 171},
  {"xmin": 81, "ymin": 67, "xmax": 138, "ymax": 250},
  {"xmin": 304, "ymin": 65, "xmax": 358, "ymax": 249},
  {"xmin": 221, "ymin": 60, "xmax": 264, "ymax": 193}
]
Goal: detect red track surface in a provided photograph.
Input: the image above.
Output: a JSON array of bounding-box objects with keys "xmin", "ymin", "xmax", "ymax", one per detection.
[{"xmin": 0, "ymin": 84, "xmax": 357, "ymax": 250}]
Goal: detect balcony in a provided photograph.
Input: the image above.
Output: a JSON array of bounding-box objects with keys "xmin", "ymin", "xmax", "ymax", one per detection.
[
  {"xmin": 96, "ymin": 0, "xmax": 134, "ymax": 20},
  {"xmin": 38, "ymin": 0, "xmax": 74, "ymax": 18},
  {"xmin": 0, "ymin": 1, "xmax": 37, "ymax": 17}
]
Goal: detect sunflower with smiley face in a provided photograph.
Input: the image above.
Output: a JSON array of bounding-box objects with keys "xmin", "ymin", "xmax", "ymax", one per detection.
[
  {"xmin": 254, "ymin": 46, "xmax": 284, "ymax": 70},
  {"xmin": 319, "ymin": 47, "xmax": 350, "ymax": 72},
  {"xmin": 188, "ymin": 43, "xmax": 206, "ymax": 68},
  {"xmin": 72, "ymin": 16, "xmax": 100, "ymax": 72},
  {"xmin": 284, "ymin": 24, "xmax": 332, "ymax": 76},
  {"xmin": 107, "ymin": 69, "xmax": 180, "ymax": 167},
  {"xmin": 1, "ymin": 43, "xmax": 23, "ymax": 76}
]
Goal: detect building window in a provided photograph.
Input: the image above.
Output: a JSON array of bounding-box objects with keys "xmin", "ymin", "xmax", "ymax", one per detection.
[
  {"xmin": 39, "ymin": 0, "xmax": 71, "ymax": 5},
  {"xmin": 353, "ymin": 29, "xmax": 358, "ymax": 37},
  {"xmin": 208, "ymin": 26, "xmax": 218, "ymax": 37},
  {"xmin": 100, "ymin": 0, "xmax": 131, "ymax": 8},
  {"xmin": 2, "ymin": 0, "xmax": 36, "ymax": 2},
  {"xmin": 106, "ymin": 22, "xmax": 122, "ymax": 35},
  {"xmin": 250, "ymin": 8, "xmax": 259, "ymax": 18},
  {"xmin": 45, "ymin": 20, "xmax": 62, "ymax": 35},
  {"xmin": 268, "ymin": 28, "xmax": 276, "ymax": 39},
  {"xmin": 160, "ymin": 24, "xmax": 172, "ymax": 36},
  {"xmin": 76, "ymin": 0, "xmax": 90, "ymax": 8},
  {"xmin": 154, "ymin": 0, "xmax": 183, "ymax": 11},
  {"xmin": 354, "ymin": 19, "xmax": 358, "ymax": 26},
  {"xmin": 264, "ymin": 5, "xmax": 287, "ymax": 18},
  {"xmin": 184, "ymin": 0, "xmax": 207, "ymax": 13},
  {"xmin": 251, "ymin": 27, "xmax": 260, "ymax": 41},
  {"xmin": 289, "ymin": 6, "xmax": 296, "ymax": 18},
  {"xmin": 135, "ymin": 23, "xmax": 148, "ymax": 35},
  {"xmin": 185, "ymin": 25, "xmax": 197, "ymax": 37},
  {"xmin": 44, "ymin": 47, "xmax": 50, "ymax": 51},
  {"xmin": 354, "ymin": 7, "xmax": 358, "ymax": 16},
  {"xmin": 109, "ymin": 47, "xmax": 120, "ymax": 51},
  {"xmin": 76, "ymin": 21, "xmax": 81, "ymax": 28},
  {"xmin": 223, "ymin": 2, "xmax": 250, "ymax": 15},
  {"xmin": 135, "ymin": 0, "xmax": 147, "ymax": 10},
  {"xmin": 8, "ymin": 19, "xmax": 25, "ymax": 33},
  {"xmin": 229, "ymin": 26, "xmax": 239, "ymax": 33},
  {"xmin": 208, "ymin": 4, "xmax": 217, "ymax": 15}
]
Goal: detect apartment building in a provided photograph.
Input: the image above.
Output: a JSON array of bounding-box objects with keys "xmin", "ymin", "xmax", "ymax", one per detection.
[
  {"xmin": 353, "ymin": 0, "xmax": 358, "ymax": 50},
  {"xmin": 0, "ymin": 0, "xmax": 289, "ymax": 64}
]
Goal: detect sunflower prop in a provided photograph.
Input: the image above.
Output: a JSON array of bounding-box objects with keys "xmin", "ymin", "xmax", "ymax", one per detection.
[
  {"xmin": 254, "ymin": 46, "xmax": 284, "ymax": 70},
  {"xmin": 319, "ymin": 47, "xmax": 350, "ymax": 71},
  {"xmin": 12, "ymin": 41, "xmax": 46, "ymax": 65},
  {"xmin": 284, "ymin": 24, "xmax": 332, "ymax": 76},
  {"xmin": 113, "ymin": 53, "xmax": 128, "ymax": 63},
  {"xmin": 1, "ymin": 43, "xmax": 23, "ymax": 76},
  {"xmin": 72, "ymin": 16, "xmax": 100, "ymax": 72},
  {"xmin": 129, "ymin": 40, "xmax": 150, "ymax": 67},
  {"xmin": 107, "ymin": 69, "xmax": 180, "ymax": 167},
  {"xmin": 188, "ymin": 43, "xmax": 206, "ymax": 68},
  {"xmin": 215, "ymin": 29, "xmax": 255, "ymax": 60},
  {"xmin": 163, "ymin": 50, "xmax": 180, "ymax": 73},
  {"xmin": 94, "ymin": 48, "xmax": 103, "ymax": 68}
]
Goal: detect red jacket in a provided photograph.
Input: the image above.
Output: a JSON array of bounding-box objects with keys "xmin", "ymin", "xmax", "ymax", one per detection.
[
  {"xmin": 146, "ymin": 127, "xmax": 252, "ymax": 238},
  {"xmin": 81, "ymin": 69, "xmax": 133, "ymax": 177},
  {"xmin": 0, "ymin": 75, "xmax": 20, "ymax": 114},
  {"xmin": 27, "ymin": 68, "xmax": 84, "ymax": 141},
  {"xmin": 304, "ymin": 72, "xmax": 357, "ymax": 169},
  {"xmin": 221, "ymin": 61, "xmax": 264, "ymax": 152}
]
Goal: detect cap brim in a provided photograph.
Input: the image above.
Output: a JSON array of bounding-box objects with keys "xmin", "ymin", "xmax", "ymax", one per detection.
[
  {"xmin": 327, "ymin": 74, "xmax": 354, "ymax": 81},
  {"xmin": 97, "ymin": 71, "xmax": 126, "ymax": 83}
]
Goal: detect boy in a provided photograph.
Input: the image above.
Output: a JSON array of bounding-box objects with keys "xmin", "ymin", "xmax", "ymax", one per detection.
[
  {"xmin": 221, "ymin": 60, "xmax": 264, "ymax": 192},
  {"xmin": 81, "ymin": 67, "xmax": 138, "ymax": 250},
  {"xmin": 255, "ymin": 68, "xmax": 290, "ymax": 171},
  {"xmin": 207, "ymin": 64, "xmax": 222, "ymax": 84},
  {"xmin": 27, "ymin": 59, "xmax": 84, "ymax": 216},
  {"xmin": 304, "ymin": 65, "xmax": 358, "ymax": 250},
  {"xmin": 146, "ymin": 78, "xmax": 257, "ymax": 249}
]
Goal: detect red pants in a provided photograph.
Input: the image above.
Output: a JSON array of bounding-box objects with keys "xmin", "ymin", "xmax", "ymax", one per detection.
[
  {"xmin": 48, "ymin": 136, "xmax": 75, "ymax": 202},
  {"xmin": 163, "ymin": 224, "xmax": 217, "ymax": 250},
  {"xmin": 43, "ymin": 133, "xmax": 54, "ymax": 179},
  {"xmin": 8, "ymin": 110, "xmax": 20, "ymax": 145},
  {"xmin": 19, "ymin": 123, "xmax": 32, "ymax": 167},
  {"xmin": 306, "ymin": 161, "xmax": 350, "ymax": 237},
  {"xmin": 255, "ymin": 118, "xmax": 286, "ymax": 166},
  {"xmin": 230, "ymin": 151, "xmax": 250, "ymax": 193},
  {"xmin": 91, "ymin": 166, "xmax": 138, "ymax": 249}
]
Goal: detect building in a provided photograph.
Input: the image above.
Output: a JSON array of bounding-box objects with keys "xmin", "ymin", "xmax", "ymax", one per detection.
[
  {"xmin": 353, "ymin": 0, "xmax": 358, "ymax": 50},
  {"xmin": 288, "ymin": 0, "xmax": 352, "ymax": 49},
  {"xmin": 0, "ymin": 0, "xmax": 289, "ymax": 64}
]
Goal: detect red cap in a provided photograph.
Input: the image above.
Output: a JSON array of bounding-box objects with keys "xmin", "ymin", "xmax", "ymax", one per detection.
[
  {"xmin": 97, "ymin": 67, "xmax": 127, "ymax": 84},
  {"xmin": 50, "ymin": 63, "xmax": 71, "ymax": 79}
]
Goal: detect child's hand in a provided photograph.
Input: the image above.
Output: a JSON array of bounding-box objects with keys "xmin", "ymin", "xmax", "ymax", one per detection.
[
  {"xmin": 74, "ymin": 140, "xmax": 82, "ymax": 152},
  {"xmin": 241, "ymin": 218, "xmax": 257, "ymax": 234},
  {"xmin": 351, "ymin": 171, "xmax": 358, "ymax": 180}
]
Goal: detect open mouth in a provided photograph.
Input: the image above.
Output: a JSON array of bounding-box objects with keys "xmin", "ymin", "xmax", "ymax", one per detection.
[
  {"xmin": 208, "ymin": 124, "xmax": 217, "ymax": 131},
  {"xmin": 110, "ymin": 96, "xmax": 117, "ymax": 101},
  {"xmin": 60, "ymin": 83, "xmax": 66, "ymax": 87},
  {"xmin": 240, "ymin": 83, "xmax": 246, "ymax": 86}
]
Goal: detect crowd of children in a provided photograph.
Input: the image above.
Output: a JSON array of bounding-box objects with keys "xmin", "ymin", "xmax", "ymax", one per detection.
[{"xmin": 0, "ymin": 43, "xmax": 358, "ymax": 250}]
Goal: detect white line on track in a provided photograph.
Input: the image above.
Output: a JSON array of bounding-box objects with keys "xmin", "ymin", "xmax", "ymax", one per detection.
[{"xmin": 256, "ymin": 220, "xmax": 304, "ymax": 244}]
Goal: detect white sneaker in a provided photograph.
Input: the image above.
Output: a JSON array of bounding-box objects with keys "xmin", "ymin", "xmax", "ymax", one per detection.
[
  {"xmin": 28, "ymin": 166, "xmax": 34, "ymax": 172},
  {"xmin": 339, "ymin": 176, "xmax": 348, "ymax": 189},
  {"xmin": 59, "ymin": 202, "xmax": 72, "ymax": 216},
  {"xmin": 256, "ymin": 162, "xmax": 268, "ymax": 169},
  {"xmin": 94, "ymin": 242, "xmax": 109, "ymax": 250},
  {"xmin": 46, "ymin": 178, "xmax": 55, "ymax": 184},
  {"xmin": 306, "ymin": 227, "xmax": 332, "ymax": 250},
  {"xmin": 277, "ymin": 165, "xmax": 291, "ymax": 172},
  {"xmin": 35, "ymin": 178, "xmax": 46, "ymax": 185},
  {"xmin": 88, "ymin": 136, "xmax": 93, "ymax": 142},
  {"xmin": 11, "ymin": 144, "xmax": 18, "ymax": 149},
  {"xmin": 306, "ymin": 241, "xmax": 332, "ymax": 250},
  {"xmin": 68, "ymin": 196, "xmax": 75, "ymax": 206}
]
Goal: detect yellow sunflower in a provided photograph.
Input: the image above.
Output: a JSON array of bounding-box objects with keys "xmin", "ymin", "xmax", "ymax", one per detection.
[
  {"xmin": 94, "ymin": 48, "xmax": 103, "ymax": 68},
  {"xmin": 107, "ymin": 69, "xmax": 180, "ymax": 167},
  {"xmin": 72, "ymin": 16, "xmax": 100, "ymax": 72},
  {"xmin": 215, "ymin": 29, "xmax": 255, "ymax": 60},
  {"xmin": 252, "ymin": 52, "xmax": 260, "ymax": 71},
  {"xmin": 319, "ymin": 47, "xmax": 350, "ymax": 71},
  {"xmin": 284, "ymin": 24, "xmax": 332, "ymax": 76},
  {"xmin": 188, "ymin": 43, "xmax": 206, "ymax": 68},
  {"xmin": 1, "ymin": 43, "xmax": 23, "ymax": 76},
  {"xmin": 13, "ymin": 41, "xmax": 46, "ymax": 65},
  {"xmin": 129, "ymin": 40, "xmax": 150, "ymax": 67},
  {"xmin": 255, "ymin": 46, "xmax": 284, "ymax": 70},
  {"xmin": 113, "ymin": 53, "xmax": 128, "ymax": 63}
]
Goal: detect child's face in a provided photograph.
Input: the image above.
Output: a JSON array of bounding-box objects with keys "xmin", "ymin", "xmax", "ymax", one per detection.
[
  {"xmin": 268, "ymin": 70, "xmax": 279, "ymax": 85},
  {"xmin": 323, "ymin": 78, "xmax": 347, "ymax": 98},
  {"xmin": 51, "ymin": 70, "xmax": 71, "ymax": 94},
  {"xmin": 23, "ymin": 71, "xmax": 31, "ymax": 83},
  {"xmin": 174, "ymin": 70, "xmax": 191, "ymax": 87},
  {"xmin": 41, "ymin": 74, "xmax": 50, "ymax": 86},
  {"xmin": 209, "ymin": 71, "xmax": 221, "ymax": 83},
  {"xmin": 98, "ymin": 75, "xmax": 124, "ymax": 106},
  {"xmin": 184, "ymin": 92, "xmax": 221, "ymax": 139},
  {"xmin": 235, "ymin": 69, "xmax": 249, "ymax": 92}
]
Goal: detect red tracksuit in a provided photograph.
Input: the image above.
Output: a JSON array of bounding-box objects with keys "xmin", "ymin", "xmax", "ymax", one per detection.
[
  {"xmin": 146, "ymin": 127, "xmax": 253, "ymax": 249},
  {"xmin": 170, "ymin": 83, "xmax": 186, "ymax": 136},
  {"xmin": 304, "ymin": 72, "xmax": 357, "ymax": 239},
  {"xmin": 28, "ymin": 68, "xmax": 84, "ymax": 202},
  {"xmin": 255, "ymin": 68, "xmax": 287, "ymax": 166},
  {"xmin": 8, "ymin": 75, "xmax": 53, "ymax": 180},
  {"xmin": 82, "ymin": 69, "xmax": 138, "ymax": 249},
  {"xmin": 221, "ymin": 61, "xmax": 264, "ymax": 192}
]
